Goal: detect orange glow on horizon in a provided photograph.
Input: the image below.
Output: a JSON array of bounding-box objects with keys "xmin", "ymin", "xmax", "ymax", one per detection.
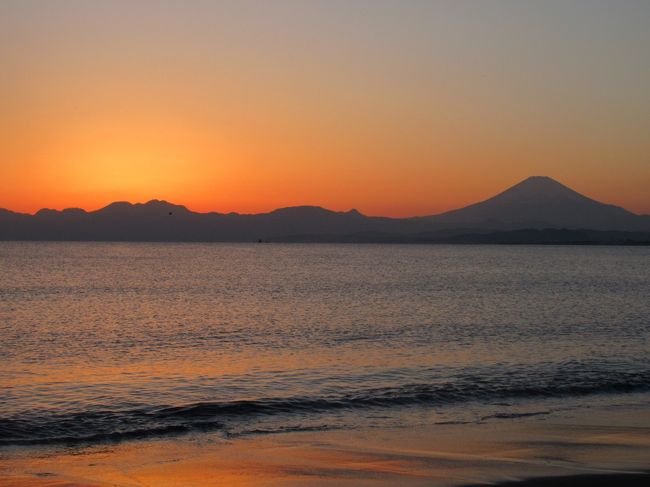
[{"xmin": 2, "ymin": 107, "xmax": 648, "ymax": 217}]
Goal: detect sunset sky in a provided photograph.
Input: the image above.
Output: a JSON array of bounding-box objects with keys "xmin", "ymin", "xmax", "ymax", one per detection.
[{"xmin": 1, "ymin": 0, "xmax": 649, "ymax": 217}]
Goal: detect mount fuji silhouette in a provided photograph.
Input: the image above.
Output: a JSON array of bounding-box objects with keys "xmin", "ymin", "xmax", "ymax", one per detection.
[
  {"xmin": 429, "ymin": 176, "xmax": 647, "ymax": 230},
  {"xmin": 1, "ymin": 176, "xmax": 648, "ymax": 243}
]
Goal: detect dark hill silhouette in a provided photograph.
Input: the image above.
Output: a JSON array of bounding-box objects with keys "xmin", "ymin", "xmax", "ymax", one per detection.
[
  {"xmin": 1, "ymin": 177, "xmax": 648, "ymax": 242},
  {"xmin": 423, "ymin": 176, "xmax": 647, "ymax": 231}
]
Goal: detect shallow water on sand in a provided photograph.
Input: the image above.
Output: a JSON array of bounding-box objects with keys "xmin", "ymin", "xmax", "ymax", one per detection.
[{"xmin": 1, "ymin": 243, "xmax": 648, "ymax": 446}]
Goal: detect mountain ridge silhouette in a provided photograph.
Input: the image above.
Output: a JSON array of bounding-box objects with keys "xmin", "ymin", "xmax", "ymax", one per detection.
[{"xmin": 1, "ymin": 176, "xmax": 649, "ymax": 242}]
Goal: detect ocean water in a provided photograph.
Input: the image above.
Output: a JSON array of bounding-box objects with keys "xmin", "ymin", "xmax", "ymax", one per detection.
[{"xmin": 1, "ymin": 242, "xmax": 648, "ymax": 447}]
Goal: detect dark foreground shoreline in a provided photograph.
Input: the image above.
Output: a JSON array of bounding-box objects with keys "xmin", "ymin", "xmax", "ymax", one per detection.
[
  {"xmin": 464, "ymin": 471, "xmax": 650, "ymax": 487},
  {"xmin": 3, "ymin": 471, "xmax": 650, "ymax": 487},
  {"xmin": 2, "ymin": 405, "xmax": 649, "ymax": 487}
]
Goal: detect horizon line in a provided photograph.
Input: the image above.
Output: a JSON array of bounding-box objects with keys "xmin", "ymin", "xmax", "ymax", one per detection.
[{"xmin": 2, "ymin": 176, "xmax": 648, "ymax": 219}]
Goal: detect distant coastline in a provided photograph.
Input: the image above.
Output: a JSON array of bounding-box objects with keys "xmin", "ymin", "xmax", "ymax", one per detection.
[{"xmin": 267, "ymin": 228, "xmax": 650, "ymax": 245}]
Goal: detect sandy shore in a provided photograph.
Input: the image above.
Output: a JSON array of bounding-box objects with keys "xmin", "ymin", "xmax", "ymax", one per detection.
[
  {"xmin": 1, "ymin": 405, "xmax": 648, "ymax": 486},
  {"xmin": 464, "ymin": 472, "xmax": 650, "ymax": 487}
]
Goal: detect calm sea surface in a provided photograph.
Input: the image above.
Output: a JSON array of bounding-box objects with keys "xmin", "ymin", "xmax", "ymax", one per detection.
[{"xmin": 1, "ymin": 243, "xmax": 648, "ymax": 447}]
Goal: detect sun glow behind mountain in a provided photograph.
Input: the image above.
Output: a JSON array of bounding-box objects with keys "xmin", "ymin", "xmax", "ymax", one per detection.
[{"xmin": 1, "ymin": 1, "xmax": 649, "ymax": 216}]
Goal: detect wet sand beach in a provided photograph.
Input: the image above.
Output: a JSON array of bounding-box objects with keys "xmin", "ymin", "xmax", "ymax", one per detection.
[{"xmin": 2, "ymin": 404, "xmax": 648, "ymax": 487}]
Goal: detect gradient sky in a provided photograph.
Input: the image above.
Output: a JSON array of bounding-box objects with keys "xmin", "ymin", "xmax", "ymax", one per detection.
[{"xmin": 1, "ymin": 0, "xmax": 649, "ymax": 216}]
